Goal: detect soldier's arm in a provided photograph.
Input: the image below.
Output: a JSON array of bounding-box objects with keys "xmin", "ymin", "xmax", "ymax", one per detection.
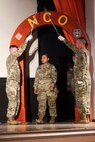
[
  {"xmin": 50, "ymin": 65, "xmax": 57, "ymax": 87},
  {"xmin": 14, "ymin": 34, "xmax": 33, "ymax": 58},
  {"xmin": 79, "ymin": 50, "xmax": 87, "ymax": 68},
  {"xmin": 33, "ymin": 68, "xmax": 39, "ymax": 88},
  {"xmin": 14, "ymin": 42, "xmax": 27, "ymax": 57},
  {"xmin": 58, "ymin": 35, "xmax": 76, "ymax": 52}
]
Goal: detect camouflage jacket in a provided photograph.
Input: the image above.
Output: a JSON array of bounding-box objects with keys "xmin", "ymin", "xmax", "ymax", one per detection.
[
  {"xmin": 6, "ymin": 42, "xmax": 27, "ymax": 82},
  {"xmin": 34, "ymin": 63, "xmax": 57, "ymax": 91},
  {"xmin": 64, "ymin": 39, "xmax": 91, "ymax": 82},
  {"xmin": 67, "ymin": 68, "xmax": 74, "ymax": 91}
]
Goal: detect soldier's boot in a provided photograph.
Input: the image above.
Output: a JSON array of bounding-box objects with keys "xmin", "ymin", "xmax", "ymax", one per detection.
[
  {"xmin": 49, "ymin": 116, "xmax": 55, "ymax": 124},
  {"xmin": 86, "ymin": 114, "xmax": 90, "ymax": 123},
  {"xmin": 36, "ymin": 113, "xmax": 44, "ymax": 124},
  {"xmin": 79, "ymin": 114, "xmax": 89, "ymax": 124},
  {"xmin": 7, "ymin": 117, "xmax": 22, "ymax": 125}
]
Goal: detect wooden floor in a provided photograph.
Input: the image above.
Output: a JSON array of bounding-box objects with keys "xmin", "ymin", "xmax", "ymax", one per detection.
[{"xmin": 0, "ymin": 122, "xmax": 95, "ymax": 142}]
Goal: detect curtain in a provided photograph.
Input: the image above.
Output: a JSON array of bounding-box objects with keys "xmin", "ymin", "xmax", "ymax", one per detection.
[{"xmin": 53, "ymin": 0, "xmax": 85, "ymax": 43}]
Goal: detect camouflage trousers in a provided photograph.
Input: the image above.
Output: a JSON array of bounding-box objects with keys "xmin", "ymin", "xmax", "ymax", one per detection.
[
  {"xmin": 37, "ymin": 91, "xmax": 57, "ymax": 117},
  {"xmin": 75, "ymin": 80, "xmax": 91, "ymax": 115},
  {"xmin": 6, "ymin": 80, "xmax": 20, "ymax": 119}
]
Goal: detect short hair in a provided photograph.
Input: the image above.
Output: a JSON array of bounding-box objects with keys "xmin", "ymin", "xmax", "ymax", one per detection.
[
  {"xmin": 77, "ymin": 37, "xmax": 88, "ymax": 47},
  {"xmin": 41, "ymin": 53, "xmax": 49, "ymax": 58},
  {"xmin": 9, "ymin": 45, "xmax": 18, "ymax": 49}
]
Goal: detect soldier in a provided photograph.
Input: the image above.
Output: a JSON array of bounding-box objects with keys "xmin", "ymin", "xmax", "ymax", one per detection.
[
  {"xmin": 67, "ymin": 62, "xmax": 75, "ymax": 95},
  {"xmin": 58, "ymin": 35, "xmax": 91, "ymax": 123},
  {"xmin": 34, "ymin": 54, "xmax": 58, "ymax": 124},
  {"xmin": 6, "ymin": 34, "xmax": 33, "ymax": 125}
]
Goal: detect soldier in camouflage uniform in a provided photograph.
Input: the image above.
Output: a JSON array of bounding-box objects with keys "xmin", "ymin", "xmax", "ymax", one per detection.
[
  {"xmin": 58, "ymin": 35, "xmax": 91, "ymax": 123},
  {"xmin": 34, "ymin": 54, "xmax": 58, "ymax": 124},
  {"xmin": 6, "ymin": 34, "xmax": 33, "ymax": 125},
  {"xmin": 67, "ymin": 62, "xmax": 75, "ymax": 95}
]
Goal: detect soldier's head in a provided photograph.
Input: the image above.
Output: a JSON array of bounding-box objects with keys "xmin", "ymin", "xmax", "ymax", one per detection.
[
  {"xmin": 9, "ymin": 45, "xmax": 18, "ymax": 54},
  {"xmin": 41, "ymin": 54, "xmax": 50, "ymax": 64},
  {"xmin": 76, "ymin": 37, "xmax": 88, "ymax": 49}
]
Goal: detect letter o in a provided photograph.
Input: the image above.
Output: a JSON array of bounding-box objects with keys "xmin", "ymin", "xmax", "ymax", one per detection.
[{"xmin": 58, "ymin": 15, "xmax": 68, "ymax": 26}]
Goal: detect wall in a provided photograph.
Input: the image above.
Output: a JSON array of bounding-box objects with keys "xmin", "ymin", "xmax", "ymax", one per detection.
[{"xmin": 0, "ymin": 0, "xmax": 38, "ymax": 77}]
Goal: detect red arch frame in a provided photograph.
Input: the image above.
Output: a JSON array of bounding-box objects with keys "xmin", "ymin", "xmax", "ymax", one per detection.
[{"xmin": 10, "ymin": 11, "xmax": 83, "ymax": 47}]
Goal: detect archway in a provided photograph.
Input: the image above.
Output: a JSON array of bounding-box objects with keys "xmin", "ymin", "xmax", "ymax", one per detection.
[{"xmin": 10, "ymin": 11, "xmax": 89, "ymax": 122}]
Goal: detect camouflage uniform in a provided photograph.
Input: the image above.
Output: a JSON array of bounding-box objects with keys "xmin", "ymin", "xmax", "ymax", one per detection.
[
  {"xmin": 34, "ymin": 63, "xmax": 58, "ymax": 118},
  {"xmin": 67, "ymin": 67, "xmax": 75, "ymax": 94},
  {"xmin": 6, "ymin": 42, "xmax": 27, "ymax": 119},
  {"xmin": 64, "ymin": 39, "xmax": 91, "ymax": 115}
]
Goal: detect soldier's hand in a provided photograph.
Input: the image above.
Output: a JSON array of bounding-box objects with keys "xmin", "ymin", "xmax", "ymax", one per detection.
[
  {"xmin": 34, "ymin": 87, "xmax": 38, "ymax": 94},
  {"xmin": 25, "ymin": 34, "xmax": 33, "ymax": 42},
  {"xmin": 49, "ymin": 86, "xmax": 54, "ymax": 91},
  {"xmin": 58, "ymin": 35, "xmax": 65, "ymax": 41}
]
